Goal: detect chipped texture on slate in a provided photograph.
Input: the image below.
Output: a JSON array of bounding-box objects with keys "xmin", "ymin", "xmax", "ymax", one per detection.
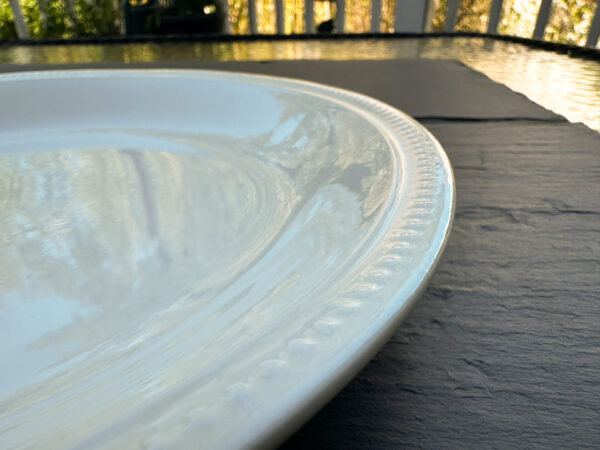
[{"xmin": 283, "ymin": 121, "xmax": 600, "ymax": 449}]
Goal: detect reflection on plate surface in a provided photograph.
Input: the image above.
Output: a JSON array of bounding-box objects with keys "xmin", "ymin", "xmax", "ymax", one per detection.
[{"xmin": 0, "ymin": 70, "xmax": 453, "ymax": 449}]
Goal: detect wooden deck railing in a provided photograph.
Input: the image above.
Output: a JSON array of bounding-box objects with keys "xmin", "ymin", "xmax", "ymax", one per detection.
[{"xmin": 7, "ymin": 0, "xmax": 600, "ymax": 48}]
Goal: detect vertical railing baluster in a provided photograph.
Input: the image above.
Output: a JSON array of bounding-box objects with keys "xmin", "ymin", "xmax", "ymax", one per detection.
[
  {"xmin": 336, "ymin": 0, "xmax": 345, "ymax": 33},
  {"xmin": 443, "ymin": 0, "xmax": 459, "ymax": 32},
  {"xmin": 394, "ymin": 0, "xmax": 434, "ymax": 32},
  {"xmin": 8, "ymin": 0, "xmax": 30, "ymax": 38},
  {"xmin": 371, "ymin": 0, "xmax": 381, "ymax": 32},
  {"xmin": 276, "ymin": 0, "xmax": 285, "ymax": 34},
  {"xmin": 394, "ymin": 0, "xmax": 403, "ymax": 31},
  {"xmin": 586, "ymin": 0, "xmax": 600, "ymax": 47},
  {"xmin": 487, "ymin": 0, "xmax": 504, "ymax": 33},
  {"xmin": 533, "ymin": 0, "xmax": 552, "ymax": 39},
  {"xmin": 305, "ymin": 0, "xmax": 314, "ymax": 33},
  {"xmin": 223, "ymin": 0, "xmax": 230, "ymax": 33},
  {"xmin": 248, "ymin": 0, "xmax": 258, "ymax": 34}
]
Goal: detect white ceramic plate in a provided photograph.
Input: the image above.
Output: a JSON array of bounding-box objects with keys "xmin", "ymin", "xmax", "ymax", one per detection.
[{"xmin": 0, "ymin": 70, "xmax": 454, "ymax": 449}]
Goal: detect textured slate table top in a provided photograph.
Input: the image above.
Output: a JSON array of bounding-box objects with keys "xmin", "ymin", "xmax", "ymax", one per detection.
[{"xmin": 2, "ymin": 59, "xmax": 598, "ymax": 448}]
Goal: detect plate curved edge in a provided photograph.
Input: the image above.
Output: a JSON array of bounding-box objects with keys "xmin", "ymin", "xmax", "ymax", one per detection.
[{"xmin": 0, "ymin": 69, "xmax": 455, "ymax": 450}]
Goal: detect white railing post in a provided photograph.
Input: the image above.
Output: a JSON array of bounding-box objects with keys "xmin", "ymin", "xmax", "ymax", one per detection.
[
  {"xmin": 443, "ymin": 0, "xmax": 459, "ymax": 32},
  {"xmin": 371, "ymin": 0, "xmax": 381, "ymax": 32},
  {"xmin": 533, "ymin": 0, "xmax": 552, "ymax": 39},
  {"xmin": 336, "ymin": 0, "xmax": 345, "ymax": 33},
  {"xmin": 222, "ymin": 0, "xmax": 230, "ymax": 33},
  {"xmin": 248, "ymin": 0, "xmax": 258, "ymax": 33},
  {"xmin": 487, "ymin": 0, "xmax": 504, "ymax": 33},
  {"xmin": 586, "ymin": 0, "xmax": 600, "ymax": 47},
  {"xmin": 8, "ymin": 0, "xmax": 30, "ymax": 38},
  {"xmin": 394, "ymin": 0, "xmax": 434, "ymax": 32},
  {"xmin": 304, "ymin": 0, "xmax": 314, "ymax": 33},
  {"xmin": 275, "ymin": 0, "xmax": 285, "ymax": 34}
]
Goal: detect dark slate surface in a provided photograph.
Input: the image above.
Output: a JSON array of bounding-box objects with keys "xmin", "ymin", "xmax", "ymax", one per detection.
[
  {"xmin": 284, "ymin": 120, "xmax": 600, "ymax": 449},
  {"xmin": 2, "ymin": 59, "xmax": 598, "ymax": 448},
  {"xmin": 0, "ymin": 59, "xmax": 561, "ymax": 120}
]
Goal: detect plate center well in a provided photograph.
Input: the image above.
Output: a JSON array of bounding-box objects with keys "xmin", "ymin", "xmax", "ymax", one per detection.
[{"xmin": 0, "ymin": 117, "xmax": 394, "ymax": 399}]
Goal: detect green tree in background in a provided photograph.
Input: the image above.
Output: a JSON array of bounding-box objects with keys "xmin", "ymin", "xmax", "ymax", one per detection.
[
  {"xmin": 1, "ymin": 0, "xmax": 118, "ymax": 38},
  {"xmin": 432, "ymin": 0, "xmax": 492, "ymax": 31},
  {"xmin": 430, "ymin": 0, "xmax": 597, "ymax": 45},
  {"xmin": 544, "ymin": 0, "xmax": 596, "ymax": 44},
  {"xmin": 38, "ymin": 0, "xmax": 71, "ymax": 37},
  {"xmin": 0, "ymin": 1, "xmax": 18, "ymax": 38},
  {"xmin": 73, "ymin": 0, "xmax": 120, "ymax": 36}
]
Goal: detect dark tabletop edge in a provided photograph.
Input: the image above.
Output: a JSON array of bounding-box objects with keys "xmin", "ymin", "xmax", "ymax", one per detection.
[
  {"xmin": 1, "ymin": 32, "xmax": 600, "ymax": 61},
  {"xmin": 0, "ymin": 58, "xmax": 567, "ymax": 123}
]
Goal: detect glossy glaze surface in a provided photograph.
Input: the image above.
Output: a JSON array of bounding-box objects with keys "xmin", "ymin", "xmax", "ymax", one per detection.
[{"xmin": 0, "ymin": 70, "xmax": 454, "ymax": 448}]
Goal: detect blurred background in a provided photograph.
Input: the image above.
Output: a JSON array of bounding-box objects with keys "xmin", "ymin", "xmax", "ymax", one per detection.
[{"xmin": 1, "ymin": 0, "xmax": 599, "ymax": 47}]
